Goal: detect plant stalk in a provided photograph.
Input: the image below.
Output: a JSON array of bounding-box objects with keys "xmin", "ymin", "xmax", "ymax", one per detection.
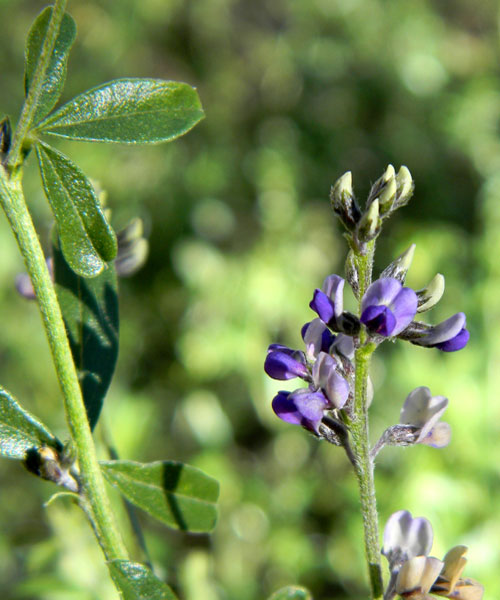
[
  {"xmin": 0, "ymin": 169, "xmax": 128, "ymax": 562},
  {"xmin": 350, "ymin": 239, "xmax": 384, "ymax": 600}
]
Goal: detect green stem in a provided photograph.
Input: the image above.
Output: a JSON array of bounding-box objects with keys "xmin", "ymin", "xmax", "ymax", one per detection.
[
  {"xmin": 349, "ymin": 239, "xmax": 384, "ymax": 600},
  {"xmin": 0, "ymin": 168, "xmax": 128, "ymax": 562},
  {"xmin": 7, "ymin": 0, "xmax": 67, "ymax": 172}
]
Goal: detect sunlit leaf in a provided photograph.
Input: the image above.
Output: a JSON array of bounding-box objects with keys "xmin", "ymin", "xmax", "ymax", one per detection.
[
  {"xmin": 109, "ymin": 560, "xmax": 177, "ymax": 600},
  {"xmin": 101, "ymin": 460, "xmax": 219, "ymax": 532},
  {"xmin": 37, "ymin": 78, "xmax": 204, "ymax": 143},
  {"xmin": 36, "ymin": 142, "xmax": 117, "ymax": 277},
  {"xmin": 268, "ymin": 587, "xmax": 313, "ymax": 600},
  {"xmin": 25, "ymin": 7, "xmax": 76, "ymax": 124},
  {"xmin": 53, "ymin": 236, "xmax": 118, "ymax": 431},
  {"xmin": 0, "ymin": 387, "xmax": 59, "ymax": 460}
]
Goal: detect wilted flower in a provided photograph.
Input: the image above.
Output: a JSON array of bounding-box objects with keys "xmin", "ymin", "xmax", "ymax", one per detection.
[
  {"xmin": 360, "ymin": 277, "xmax": 418, "ymax": 337},
  {"xmin": 400, "ymin": 387, "xmax": 451, "ymax": 448},
  {"xmin": 382, "ymin": 510, "xmax": 434, "ymax": 573},
  {"xmin": 382, "ymin": 511, "xmax": 484, "ymax": 600}
]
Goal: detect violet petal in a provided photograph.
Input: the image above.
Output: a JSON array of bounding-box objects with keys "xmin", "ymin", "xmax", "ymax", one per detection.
[
  {"xmin": 415, "ymin": 313, "xmax": 466, "ymax": 347},
  {"xmin": 272, "ymin": 389, "xmax": 328, "ymax": 431},
  {"xmin": 309, "ymin": 289, "xmax": 335, "ymax": 323},
  {"xmin": 389, "ymin": 287, "xmax": 418, "ymax": 335},
  {"xmin": 434, "ymin": 328, "xmax": 469, "ymax": 352},
  {"xmin": 361, "ymin": 305, "xmax": 397, "ymax": 336},
  {"xmin": 322, "ymin": 274, "xmax": 344, "ymax": 317},
  {"xmin": 264, "ymin": 350, "xmax": 308, "ymax": 380}
]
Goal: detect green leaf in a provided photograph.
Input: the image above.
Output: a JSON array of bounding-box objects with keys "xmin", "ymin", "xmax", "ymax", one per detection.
[
  {"xmin": 36, "ymin": 78, "xmax": 204, "ymax": 143},
  {"xmin": 101, "ymin": 460, "xmax": 219, "ymax": 533},
  {"xmin": 0, "ymin": 387, "xmax": 59, "ymax": 460},
  {"xmin": 268, "ymin": 587, "xmax": 313, "ymax": 600},
  {"xmin": 25, "ymin": 7, "xmax": 76, "ymax": 125},
  {"xmin": 36, "ymin": 142, "xmax": 117, "ymax": 277},
  {"xmin": 109, "ymin": 560, "xmax": 177, "ymax": 600},
  {"xmin": 53, "ymin": 236, "xmax": 119, "ymax": 430}
]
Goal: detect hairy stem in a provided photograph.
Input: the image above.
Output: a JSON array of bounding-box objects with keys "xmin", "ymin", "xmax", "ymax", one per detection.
[
  {"xmin": 0, "ymin": 169, "xmax": 128, "ymax": 562},
  {"xmin": 7, "ymin": 0, "xmax": 67, "ymax": 171},
  {"xmin": 349, "ymin": 239, "xmax": 384, "ymax": 599}
]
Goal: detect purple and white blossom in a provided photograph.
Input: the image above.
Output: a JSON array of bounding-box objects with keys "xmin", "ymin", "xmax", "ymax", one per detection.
[
  {"xmin": 400, "ymin": 387, "xmax": 451, "ymax": 448},
  {"xmin": 382, "ymin": 510, "xmax": 433, "ymax": 572},
  {"xmin": 312, "ymin": 352, "xmax": 350, "ymax": 409},
  {"xmin": 272, "ymin": 389, "xmax": 329, "ymax": 432},
  {"xmin": 411, "ymin": 312, "xmax": 469, "ymax": 352},
  {"xmin": 360, "ymin": 277, "xmax": 417, "ymax": 337},
  {"xmin": 265, "ymin": 317, "xmax": 351, "ymax": 431},
  {"xmin": 382, "ymin": 511, "xmax": 484, "ymax": 600},
  {"xmin": 309, "ymin": 274, "xmax": 345, "ymax": 329},
  {"xmin": 301, "ymin": 319, "xmax": 336, "ymax": 359},
  {"xmin": 264, "ymin": 345, "xmax": 309, "ymax": 381}
]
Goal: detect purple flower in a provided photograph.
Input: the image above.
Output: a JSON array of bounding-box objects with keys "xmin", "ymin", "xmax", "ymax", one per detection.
[
  {"xmin": 360, "ymin": 277, "xmax": 417, "ymax": 337},
  {"xmin": 411, "ymin": 312, "xmax": 469, "ymax": 352},
  {"xmin": 265, "ymin": 318, "xmax": 351, "ymax": 430},
  {"xmin": 301, "ymin": 319, "xmax": 336, "ymax": 358},
  {"xmin": 309, "ymin": 275, "xmax": 345, "ymax": 327},
  {"xmin": 272, "ymin": 389, "xmax": 329, "ymax": 432},
  {"xmin": 264, "ymin": 345, "xmax": 309, "ymax": 381},
  {"xmin": 312, "ymin": 352, "xmax": 350, "ymax": 409}
]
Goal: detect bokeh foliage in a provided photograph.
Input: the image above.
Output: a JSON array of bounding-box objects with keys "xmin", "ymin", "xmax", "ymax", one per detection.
[{"xmin": 0, "ymin": 0, "xmax": 498, "ymax": 598}]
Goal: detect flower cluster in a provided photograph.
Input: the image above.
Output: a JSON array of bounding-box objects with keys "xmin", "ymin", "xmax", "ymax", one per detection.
[
  {"xmin": 382, "ymin": 510, "xmax": 483, "ymax": 599},
  {"xmin": 265, "ymin": 258, "xmax": 469, "ymax": 432},
  {"xmin": 308, "ymin": 266, "xmax": 468, "ymax": 352},
  {"xmin": 264, "ymin": 316, "xmax": 353, "ymax": 433}
]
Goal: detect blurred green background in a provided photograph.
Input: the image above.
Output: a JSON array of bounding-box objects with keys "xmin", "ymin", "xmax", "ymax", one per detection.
[{"xmin": 0, "ymin": 0, "xmax": 498, "ymax": 598}]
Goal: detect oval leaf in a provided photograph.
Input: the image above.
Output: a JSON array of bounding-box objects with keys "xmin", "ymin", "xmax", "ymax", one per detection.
[
  {"xmin": 101, "ymin": 460, "xmax": 219, "ymax": 533},
  {"xmin": 25, "ymin": 7, "xmax": 76, "ymax": 124},
  {"xmin": 37, "ymin": 78, "xmax": 204, "ymax": 144},
  {"xmin": 109, "ymin": 560, "xmax": 177, "ymax": 600},
  {"xmin": 52, "ymin": 236, "xmax": 119, "ymax": 431},
  {"xmin": 0, "ymin": 387, "xmax": 59, "ymax": 460},
  {"xmin": 268, "ymin": 587, "xmax": 313, "ymax": 600},
  {"xmin": 36, "ymin": 142, "xmax": 117, "ymax": 277}
]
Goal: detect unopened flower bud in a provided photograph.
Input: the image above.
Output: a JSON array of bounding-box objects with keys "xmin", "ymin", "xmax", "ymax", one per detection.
[
  {"xmin": 357, "ymin": 198, "xmax": 380, "ymax": 242},
  {"xmin": 377, "ymin": 164, "xmax": 397, "ymax": 214},
  {"xmin": 330, "ymin": 171, "xmax": 361, "ymax": 231},
  {"xmin": 380, "ymin": 244, "xmax": 416, "ymax": 284},
  {"xmin": 0, "ymin": 116, "xmax": 11, "ymax": 163},
  {"xmin": 394, "ymin": 165, "xmax": 414, "ymax": 209},
  {"xmin": 416, "ymin": 273, "xmax": 445, "ymax": 313}
]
